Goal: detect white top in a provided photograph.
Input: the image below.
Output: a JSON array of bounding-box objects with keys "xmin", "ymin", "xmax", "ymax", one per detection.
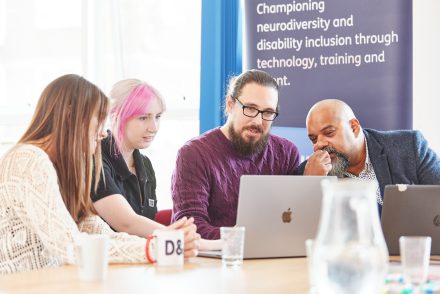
[
  {"xmin": 343, "ymin": 139, "xmax": 382, "ymax": 205},
  {"xmin": 0, "ymin": 144, "xmax": 147, "ymax": 274}
]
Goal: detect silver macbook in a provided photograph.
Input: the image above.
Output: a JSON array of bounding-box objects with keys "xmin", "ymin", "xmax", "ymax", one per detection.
[
  {"xmin": 381, "ymin": 185, "xmax": 440, "ymax": 255},
  {"xmin": 238, "ymin": 175, "xmax": 336, "ymax": 258},
  {"xmin": 199, "ymin": 175, "xmax": 335, "ymax": 259}
]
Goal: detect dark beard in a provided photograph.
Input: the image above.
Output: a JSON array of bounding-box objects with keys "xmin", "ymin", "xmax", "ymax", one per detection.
[
  {"xmin": 228, "ymin": 124, "xmax": 269, "ymax": 156},
  {"xmin": 322, "ymin": 146, "xmax": 350, "ymax": 178}
]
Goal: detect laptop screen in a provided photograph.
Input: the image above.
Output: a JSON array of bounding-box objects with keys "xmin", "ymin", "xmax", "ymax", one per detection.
[
  {"xmin": 381, "ymin": 185, "xmax": 440, "ymax": 255},
  {"xmin": 236, "ymin": 175, "xmax": 336, "ymax": 259}
]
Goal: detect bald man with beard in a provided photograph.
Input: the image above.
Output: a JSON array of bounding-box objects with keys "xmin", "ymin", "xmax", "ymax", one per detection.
[{"xmin": 297, "ymin": 99, "xmax": 440, "ymax": 212}]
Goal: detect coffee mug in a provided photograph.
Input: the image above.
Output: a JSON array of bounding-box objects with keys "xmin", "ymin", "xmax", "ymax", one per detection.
[
  {"xmin": 150, "ymin": 229, "xmax": 184, "ymax": 266},
  {"xmin": 75, "ymin": 233, "xmax": 109, "ymax": 281}
]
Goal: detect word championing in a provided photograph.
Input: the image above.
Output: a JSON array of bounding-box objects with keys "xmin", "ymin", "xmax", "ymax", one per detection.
[{"xmin": 257, "ymin": 0, "xmax": 326, "ymax": 15}]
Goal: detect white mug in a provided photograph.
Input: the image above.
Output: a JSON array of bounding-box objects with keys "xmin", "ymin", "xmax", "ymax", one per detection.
[
  {"xmin": 75, "ymin": 233, "xmax": 109, "ymax": 281},
  {"xmin": 151, "ymin": 229, "xmax": 184, "ymax": 266}
]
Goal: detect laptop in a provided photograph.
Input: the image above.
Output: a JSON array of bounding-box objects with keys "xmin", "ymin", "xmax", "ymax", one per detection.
[
  {"xmin": 381, "ymin": 185, "xmax": 440, "ymax": 255},
  {"xmin": 199, "ymin": 175, "xmax": 335, "ymax": 259}
]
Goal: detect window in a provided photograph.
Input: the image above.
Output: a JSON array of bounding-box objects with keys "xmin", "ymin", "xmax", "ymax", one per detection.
[{"xmin": 0, "ymin": 0, "xmax": 201, "ymax": 209}]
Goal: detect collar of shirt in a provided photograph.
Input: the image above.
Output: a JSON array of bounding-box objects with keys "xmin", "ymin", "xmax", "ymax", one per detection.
[
  {"xmin": 102, "ymin": 131, "xmax": 149, "ymax": 182},
  {"xmin": 341, "ymin": 139, "xmax": 383, "ymax": 205},
  {"xmin": 343, "ymin": 139, "xmax": 373, "ymax": 178}
]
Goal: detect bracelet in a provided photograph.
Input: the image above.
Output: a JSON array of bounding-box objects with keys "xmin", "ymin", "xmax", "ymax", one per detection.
[{"xmin": 145, "ymin": 235, "xmax": 156, "ymax": 264}]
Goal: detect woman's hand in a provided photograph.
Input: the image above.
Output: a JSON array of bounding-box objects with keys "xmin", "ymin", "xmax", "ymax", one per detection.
[{"xmin": 168, "ymin": 217, "xmax": 200, "ymax": 258}]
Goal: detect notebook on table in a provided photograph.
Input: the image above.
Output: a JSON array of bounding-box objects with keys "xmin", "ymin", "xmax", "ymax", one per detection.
[
  {"xmin": 198, "ymin": 175, "xmax": 336, "ymax": 259},
  {"xmin": 381, "ymin": 184, "xmax": 440, "ymax": 255}
]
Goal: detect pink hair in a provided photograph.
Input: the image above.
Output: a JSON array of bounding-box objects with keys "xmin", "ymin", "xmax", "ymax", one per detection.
[{"xmin": 111, "ymin": 84, "xmax": 154, "ymax": 152}]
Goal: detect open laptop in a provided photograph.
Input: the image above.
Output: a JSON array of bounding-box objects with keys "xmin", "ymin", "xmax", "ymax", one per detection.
[
  {"xmin": 199, "ymin": 175, "xmax": 335, "ymax": 259},
  {"xmin": 381, "ymin": 185, "xmax": 440, "ymax": 255}
]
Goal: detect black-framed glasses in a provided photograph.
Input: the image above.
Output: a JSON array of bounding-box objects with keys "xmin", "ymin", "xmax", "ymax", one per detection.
[{"xmin": 234, "ymin": 97, "xmax": 279, "ymax": 121}]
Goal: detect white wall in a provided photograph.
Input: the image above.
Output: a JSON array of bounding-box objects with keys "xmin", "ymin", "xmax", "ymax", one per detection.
[{"xmin": 413, "ymin": 1, "xmax": 440, "ymax": 153}]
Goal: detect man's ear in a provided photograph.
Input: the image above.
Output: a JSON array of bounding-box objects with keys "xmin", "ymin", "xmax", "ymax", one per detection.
[
  {"xmin": 350, "ymin": 118, "xmax": 361, "ymax": 137},
  {"xmin": 225, "ymin": 95, "xmax": 235, "ymax": 114}
]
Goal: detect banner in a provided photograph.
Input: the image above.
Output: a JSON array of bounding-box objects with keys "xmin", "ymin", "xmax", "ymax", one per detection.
[{"xmin": 244, "ymin": 0, "xmax": 412, "ymax": 130}]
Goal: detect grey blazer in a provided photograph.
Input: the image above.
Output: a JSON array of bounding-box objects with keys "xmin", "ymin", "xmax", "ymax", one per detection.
[
  {"xmin": 296, "ymin": 128, "xmax": 440, "ymax": 197},
  {"xmin": 363, "ymin": 128, "xmax": 440, "ymax": 196}
]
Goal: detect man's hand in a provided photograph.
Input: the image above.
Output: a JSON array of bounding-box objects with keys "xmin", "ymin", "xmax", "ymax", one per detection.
[{"xmin": 304, "ymin": 150, "xmax": 332, "ymax": 175}]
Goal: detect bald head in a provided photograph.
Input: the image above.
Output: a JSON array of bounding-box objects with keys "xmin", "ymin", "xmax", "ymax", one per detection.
[
  {"xmin": 306, "ymin": 99, "xmax": 356, "ymax": 128},
  {"xmin": 305, "ymin": 99, "xmax": 366, "ymax": 175}
]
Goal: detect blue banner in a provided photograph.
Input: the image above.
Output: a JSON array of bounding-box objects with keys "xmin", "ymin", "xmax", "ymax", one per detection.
[{"xmin": 244, "ymin": 0, "xmax": 412, "ymax": 130}]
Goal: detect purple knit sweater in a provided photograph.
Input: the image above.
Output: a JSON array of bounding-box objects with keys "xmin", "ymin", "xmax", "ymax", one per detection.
[{"xmin": 171, "ymin": 128, "xmax": 300, "ymax": 240}]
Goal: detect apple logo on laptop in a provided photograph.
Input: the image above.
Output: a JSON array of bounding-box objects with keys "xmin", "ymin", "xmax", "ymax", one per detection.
[
  {"xmin": 282, "ymin": 208, "xmax": 292, "ymax": 223},
  {"xmin": 434, "ymin": 215, "xmax": 440, "ymax": 227}
]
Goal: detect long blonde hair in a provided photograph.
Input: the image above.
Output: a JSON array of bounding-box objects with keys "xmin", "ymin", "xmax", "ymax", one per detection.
[{"xmin": 19, "ymin": 74, "xmax": 109, "ymax": 223}]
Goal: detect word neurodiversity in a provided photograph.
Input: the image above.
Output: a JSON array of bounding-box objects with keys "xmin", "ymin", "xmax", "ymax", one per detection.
[{"xmin": 256, "ymin": 0, "xmax": 327, "ymax": 34}]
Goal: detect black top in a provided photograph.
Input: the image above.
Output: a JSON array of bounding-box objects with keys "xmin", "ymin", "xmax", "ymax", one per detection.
[{"xmin": 92, "ymin": 131, "xmax": 157, "ymax": 220}]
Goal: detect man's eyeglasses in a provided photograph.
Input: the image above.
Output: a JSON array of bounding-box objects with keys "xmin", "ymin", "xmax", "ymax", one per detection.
[{"xmin": 234, "ymin": 97, "xmax": 279, "ymax": 121}]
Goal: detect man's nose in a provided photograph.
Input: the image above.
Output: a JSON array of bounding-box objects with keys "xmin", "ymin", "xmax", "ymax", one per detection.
[{"xmin": 313, "ymin": 137, "xmax": 328, "ymax": 152}]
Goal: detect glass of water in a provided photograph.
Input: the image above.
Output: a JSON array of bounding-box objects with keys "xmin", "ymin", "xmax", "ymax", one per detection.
[
  {"xmin": 399, "ymin": 236, "xmax": 431, "ymax": 285},
  {"xmin": 220, "ymin": 227, "xmax": 245, "ymax": 266}
]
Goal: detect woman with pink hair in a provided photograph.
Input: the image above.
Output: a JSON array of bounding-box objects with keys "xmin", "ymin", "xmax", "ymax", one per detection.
[{"xmin": 91, "ymin": 79, "xmax": 203, "ymax": 256}]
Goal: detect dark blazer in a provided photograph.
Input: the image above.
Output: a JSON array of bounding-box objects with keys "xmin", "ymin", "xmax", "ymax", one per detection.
[{"xmin": 296, "ymin": 128, "xmax": 440, "ymax": 197}]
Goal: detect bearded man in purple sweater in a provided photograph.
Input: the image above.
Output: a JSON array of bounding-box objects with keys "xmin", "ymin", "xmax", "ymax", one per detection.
[{"xmin": 171, "ymin": 69, "xmax": 302, "ymax": 240}]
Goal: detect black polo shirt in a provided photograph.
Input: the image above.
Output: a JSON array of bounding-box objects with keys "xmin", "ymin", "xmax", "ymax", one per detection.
[{"xmin": 92, "ymin": 132, "xmax": 157, "ymax": 220}]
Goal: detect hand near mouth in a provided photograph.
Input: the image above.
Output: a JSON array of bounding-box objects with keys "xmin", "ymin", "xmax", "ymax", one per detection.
[{"xmin": 304, "ymin": 149, "xmax": 332, "ymax": 176}]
